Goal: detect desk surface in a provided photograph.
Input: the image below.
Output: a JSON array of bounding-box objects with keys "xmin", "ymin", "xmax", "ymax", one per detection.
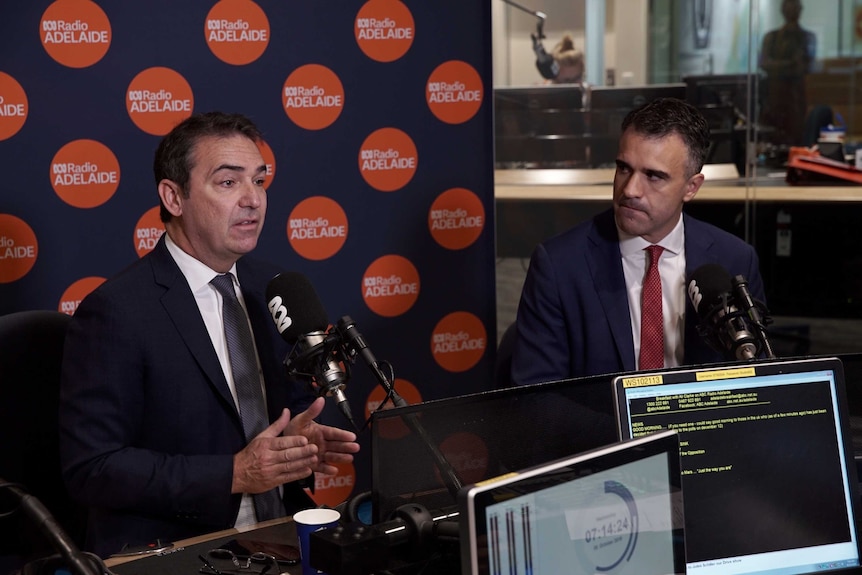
[
  {"xmin": 495, "ymin": 167, "xmax": 862, "ymax": 202},
  {"xmin": 106, "ymin": 517, "xmax": 301, "ymax": 574}
]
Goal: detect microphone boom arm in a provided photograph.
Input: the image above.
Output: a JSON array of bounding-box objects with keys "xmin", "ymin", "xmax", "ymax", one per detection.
[
  {"xmin": 500, "ymin": 0, "xmax": 547, "ymax": 39},
  {"xmin": 336, "ymin": 317, "xmax": 464, "ymax": 497}
]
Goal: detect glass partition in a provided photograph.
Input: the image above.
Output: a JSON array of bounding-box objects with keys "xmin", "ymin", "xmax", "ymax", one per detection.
[{"xmin": 493, "ymin": 0, "xmax": 862, "ymax": 356}]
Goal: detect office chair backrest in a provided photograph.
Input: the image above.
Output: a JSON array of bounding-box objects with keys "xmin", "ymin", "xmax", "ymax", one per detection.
[{"xmin": 0, "ymin": 310, "xmax": 86, "ymax": 558}]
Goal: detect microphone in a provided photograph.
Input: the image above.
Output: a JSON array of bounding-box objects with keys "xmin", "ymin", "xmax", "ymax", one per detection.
[
  {"xmin": 687, "ymin": 264, "xmax": 759, "ymax": 360},
  {"xmin": 1, "ymin": 480, "xmax": 102, "ymax": 575},
  {"xmin": 732, "ymin": 274, "xmax": 776, "ymax": 359},
  {"xmin": 266, "ymin": 272, "xmax": 356, "ymax": 429},
  {"xmin": 531, "ymin": 18, "xmax": 559, "ymax": 80},
  {"xmin": 499, "ymin": 1, "xmax": 558, "ymax": 80}
]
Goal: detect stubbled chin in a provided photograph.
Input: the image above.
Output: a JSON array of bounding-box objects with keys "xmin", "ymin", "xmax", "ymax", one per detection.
[{"xmin": 615, "ymin": 209, "xmax": 647, "ymax": 236}]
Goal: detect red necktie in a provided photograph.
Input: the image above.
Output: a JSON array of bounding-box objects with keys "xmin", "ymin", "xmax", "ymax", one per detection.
[{"xmin": 639, "ymin": 245, "xmax": 665, "ymax": 370}]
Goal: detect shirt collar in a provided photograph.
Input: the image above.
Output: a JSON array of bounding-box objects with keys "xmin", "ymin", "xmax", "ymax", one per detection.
[
  {"xmin": 164, "ymin": 233, "xmax": 239, "ymax": 294},
  {"xmin": 617, "ymin": 214, "xmax": 685, "ymax": 258}
]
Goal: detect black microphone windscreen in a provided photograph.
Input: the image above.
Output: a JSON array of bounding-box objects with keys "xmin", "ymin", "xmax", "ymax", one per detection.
[
  {"xmin": 687, "ymin": 264, "xmax": 733, "ymax": 319},
  {"xmin": 266, "ymin": 272, "xmax": 329, "ymax": 343},
  {"xmin": 532, "ymin": 37, "xmax": 559, "ymax": 80},
  {"xmin": 535, "ymin": 51, "xmax": 560, "ymax": 80}
]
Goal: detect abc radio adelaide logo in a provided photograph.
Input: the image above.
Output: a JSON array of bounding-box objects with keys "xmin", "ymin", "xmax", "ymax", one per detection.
[
  {"xmin": 205, "ymin": 0, "xmax": 270, "ymax": 65},
  {"xmin": 429, "ymin": 188, "xmax": 485, "ymax": 250},
  {"xmin": 362, "ymin": 255, "xmax": 419, "ymax": 317},
  {"xmin": 51, "ymin": 140, "xmax": 120, "ymax": 208},
  {"xmin": 40, "ymin": 0, "xmax": 111, "ymax": 68},
  {"xmin": 431, "ymin": 311, "xmax": 487, "ymax": 372},
  {"xmin": 354, "ymin": 0, "xmax": 415, "ymax": 62},
  {"xmin": 0, "ymin": 214, "xmax": 38, "ymax": 284},
  {"xmin": 283, "ymin": 65, "xmax": 344, "ymax": 131},
  {"xmin": 287, "ymin": 197, "xmax": 348, "ymax": 261},
  {"xmin": 0, "ymin": 72, "xmax": 28, "ymax": 141},
  {"xmin": 426, "ymin": 60, "xmax": 483, "ymax": 125},
  {"xmin": 127, "ymin": 67, "xmax": 194, "ymax": 136},
  {"xmin": 134, "ymin": 207, "xmax": 165, "ymax": 258}
]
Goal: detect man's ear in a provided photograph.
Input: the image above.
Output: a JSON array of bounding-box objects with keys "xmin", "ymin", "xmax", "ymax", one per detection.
[
  {"xmin": 158, "ymin": 179, "xmax": 183, "ymax": 217},
  {"xmin": 682, "ymin": 172, "xmax": 705, "ymax": 204}
]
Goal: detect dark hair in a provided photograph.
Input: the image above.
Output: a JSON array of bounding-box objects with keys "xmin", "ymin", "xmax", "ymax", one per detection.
[
  {"xmin": 154, "ymin": 111, "xmax": 263, "ymax": 222},
  {"xmin": 620, "ymin": 98, "xmax": 711, "ymax": 176}
]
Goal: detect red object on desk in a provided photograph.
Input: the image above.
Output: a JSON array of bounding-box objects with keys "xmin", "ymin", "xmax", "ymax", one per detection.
[{"xmin": 786, "ymin": 146, "xmax": 862, "ymax": 185}]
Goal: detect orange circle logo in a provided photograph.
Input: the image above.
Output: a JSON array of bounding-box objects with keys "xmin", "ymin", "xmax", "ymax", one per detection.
[
  {"xmin": 50, "ymin": 139, "xmax": 120, "ymax": 208},
  {"xmin": 431, "ymin": 311, "xmax": 487, "ymax": 372},
  {"xmin": 0, "ymin": 72, "xmax": 28, "ymax": 141},
  {"xmin": 287, "ymin": 196, "xmax": 348, "ymax": 261},
  {"xmin": 358, "ymin": 127, "xmax": 417, "ymax": 192},
  {"xmin": 126, "ymin": 67, "xmax": 194, "ymax": 136},
  {"xmin": 283, "ymin": 64, "xmax": 344, "ymax": 131},
  {"xmin": 40, "ymin": 0, "xmax": 111, "ymax": 68},
  {"xmin": 0, "ymin": 214, "xmax": 38, "ymax": 284},
  {"xmin": 355, "ymin": 0, "xmax": 415, "ymax": 62},
  {"xmin": 365, "ymin": 378, "xmax": 423, "ymax": 440},
  {"xmin": 362, "ymin": 255, "xmax": 420, "ymax": 317},
  {"xmin": 205, "ymin": 0, "xmax": 270, "ymax": 65},
  {"xmin": 428, "ymin": 188, "xmax": 485, "ymax": 250},
  {"xmin": 305, "ymin": 461, "xmax": 356, "ymax": 508},
  {"xmin": 426, "ymin": 60, "xmax": 484, "ymax": 124},
  {"xmin": 134, "ymin": 207, "xmax": 166, "ymax": 258},
  {"xmin": 438, "ymin": 432, "xmax": 489, "ymax": 485},
  {"xmin": 58, "ymin": 276, "xmax": 105, "ymax": 315},
  {"xmin": 257, "ymin": 139, "xmax": 276, "ymax": 189}
]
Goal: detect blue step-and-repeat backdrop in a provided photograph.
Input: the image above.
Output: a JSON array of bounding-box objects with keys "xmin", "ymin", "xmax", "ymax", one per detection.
[{"xmin": 0, "ymin": 0, "xmax": 495, "ymax": 506}]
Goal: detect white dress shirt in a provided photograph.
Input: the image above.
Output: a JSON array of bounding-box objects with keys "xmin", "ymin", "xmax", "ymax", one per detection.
[
  {"xmin": 618, "ymin": 216, "xmax": 687, "ymax": 369},
  {"xmin": 164, "ymin": 233, "xmax": 266, "ymax": 527}
]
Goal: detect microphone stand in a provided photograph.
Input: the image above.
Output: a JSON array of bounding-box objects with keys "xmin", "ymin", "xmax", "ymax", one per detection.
[
  {"xmin": 306, "ymin": 319, "xmax": 465, "ymax": 575},
  {"xmin": 336, "ymin": 317, "xmax": 464, "ymax": 498},
  {"xmin": 1, "ymin": 480, "xmax": 104, "ymax": 575}
]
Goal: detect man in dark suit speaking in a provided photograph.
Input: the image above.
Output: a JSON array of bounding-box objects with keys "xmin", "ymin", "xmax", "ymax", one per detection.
[
  {"xmin": 512, "ymin": 98, "xmax": 765, "ymax": 385},
  {"xmin": 59, "ymin": 112, "xmax": 359, "ymax": 557}
]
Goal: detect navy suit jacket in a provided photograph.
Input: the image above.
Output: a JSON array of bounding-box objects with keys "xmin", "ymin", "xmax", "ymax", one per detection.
[
  {"xmin": 59, "ymin": 236, "xmax": 315, "ymax": 557},
  {"xmin": 511, "ymin": 209, "xmax": 765, "ymax": 385}
]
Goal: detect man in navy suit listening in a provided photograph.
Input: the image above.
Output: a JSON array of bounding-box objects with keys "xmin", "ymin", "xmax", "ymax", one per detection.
[
  {"xmin": 511, "ymin": 98, "xmax": 765, "ymax": 385},
  {"xmin": 59, "ymin": 112, "xmax": 359, "ymax": 557}
]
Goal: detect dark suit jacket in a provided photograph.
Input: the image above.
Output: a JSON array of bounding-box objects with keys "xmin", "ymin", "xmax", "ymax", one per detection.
[
  {"xmin": 59, "ymin": 236, "xmax": 315, "ymax": 557},
  {"xmin": 512, "ymin": 209, "xmax": 766, "ymax": 385}
]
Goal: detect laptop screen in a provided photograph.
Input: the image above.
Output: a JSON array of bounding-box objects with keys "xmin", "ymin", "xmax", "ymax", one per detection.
[
  {"xmin": 458, "ymin": 429, "xmax": 686, "ymax": 575},
  {"xmin": 613, "ymin": 357, "xmax": 861, "ymax": 575}
]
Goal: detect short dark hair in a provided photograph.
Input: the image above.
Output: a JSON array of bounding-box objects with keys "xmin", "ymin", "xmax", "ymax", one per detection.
[
  {"xmin": 620, "ymin": 98, "xmax": 711, "ymax": 177},
  {"xmin": 154, "ymin": 111, "xmax": 264, "ymax": 222}
]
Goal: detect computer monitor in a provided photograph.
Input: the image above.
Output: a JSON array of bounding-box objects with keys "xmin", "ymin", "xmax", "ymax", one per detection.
[
  {"xmin": 683, "ymin": 73, "xmax": 755, "ymax": 125},
  {"xmin": 494, "ymin": 85, "xmax": 585, "ymax": 114},
  {"xmin": 458, "ymin": 429, "xmax": 686, "ymax": 575},
  {"xmin": 371, "ymin": 371, "xmax": 619, "ymax": 523},
  {"xmin": 613, "ymin": 357, "xmax": 861, "ymax": 575},
  {"xmin": 588, "ymin": 83, "xmax": 688, "ymax": 113},
  {"xmin": 494, "ymin": 85, "xmax": 588, "ymax": 167}
]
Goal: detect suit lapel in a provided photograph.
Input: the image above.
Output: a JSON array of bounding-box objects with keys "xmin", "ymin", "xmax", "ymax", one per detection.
[
  {"xmin": 150, "ymin": 237, "xmax": 239, "ymax": 414},
  {"xmin": 586, "ymin": 211, "xmax": 637, "ymax": 372}
]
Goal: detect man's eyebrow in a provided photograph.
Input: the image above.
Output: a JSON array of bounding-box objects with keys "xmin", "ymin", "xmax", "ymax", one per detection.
[
  {"xmin": 210, "ymin": 163, "xmax": 267, "ymax": 176},
  {"xmin": 643, "ymin": 168, "xmax": 670, "ymax": 179}
]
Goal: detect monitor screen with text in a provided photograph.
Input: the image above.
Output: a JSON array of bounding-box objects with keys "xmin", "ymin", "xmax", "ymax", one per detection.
[{"xmin": 614, "ymin": 357, "xmax": 860, "ymax": 575}]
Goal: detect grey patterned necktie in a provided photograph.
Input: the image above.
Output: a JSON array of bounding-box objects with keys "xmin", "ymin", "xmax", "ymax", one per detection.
[{"xmin": 210, "ymin": 273, "xmax": 283, "ymax": 521}]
